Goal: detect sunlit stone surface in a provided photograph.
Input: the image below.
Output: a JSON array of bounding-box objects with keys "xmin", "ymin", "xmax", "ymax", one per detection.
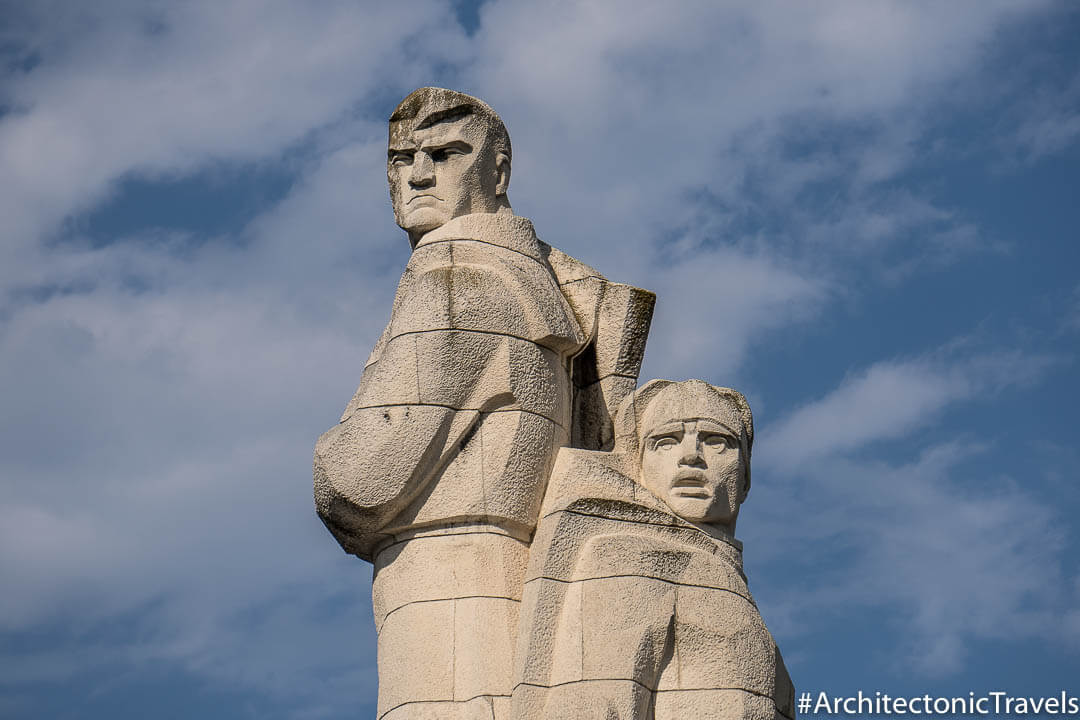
[{"xmin": 314, "ymin": 88, "xmax": 792, "ymax": 719}]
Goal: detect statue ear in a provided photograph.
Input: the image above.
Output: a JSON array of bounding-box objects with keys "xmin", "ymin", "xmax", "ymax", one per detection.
[
  {"xmin": 740, "ymin": 465, "xmax": 751, "ymax": 503},
  {"xmin": 495, "ymin": 152, "xmax": 511, "ymax": 197}
]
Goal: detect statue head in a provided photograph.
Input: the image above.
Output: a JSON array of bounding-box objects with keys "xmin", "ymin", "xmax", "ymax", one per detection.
[
  {"xmin": 615, "ymin": 379, "xmax": 753, "ymax": 533},
  {"xmin": 388, "ymin": 87, "xmax": 513, "ymax": 247}
]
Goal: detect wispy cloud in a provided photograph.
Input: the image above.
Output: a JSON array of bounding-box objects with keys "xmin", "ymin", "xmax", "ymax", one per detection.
[
  {"xmin": 0, "ymin": 0, "xmax": 467, "ymax": 281},
  {"xmin": 464, "ymin": 0, "xmax": 1050, "ymax": 279},
  {"xmin": 641, "ymin": 246, "xmax": 827, "ymax": 382},
  {"xmin": 746, "ymin": 347, "xmax": 1072, "ymax": 673},
  {"xmin": 1000, "ymin": 53, "xmax": 1080, "ymax": 164},
  {"xmin": 762, "ymin": 348, "xmax": 1057, "ymax": 472},
  {"xmin": 0, "ymin": 0, "xmax": 1074, "ymax": 712}
]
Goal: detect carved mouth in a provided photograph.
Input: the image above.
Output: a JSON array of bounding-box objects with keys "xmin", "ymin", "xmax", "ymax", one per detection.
[
  {"xmin": 673, "ymin": 470, "xmax": 705, "ymax": 487},
  {"xmin": 407, "ymin": 194, "xmax": 441, "ymax": 204},
  {"xmin": 672, "ymin": 471, "xmax": 709, "ymax": 496}
]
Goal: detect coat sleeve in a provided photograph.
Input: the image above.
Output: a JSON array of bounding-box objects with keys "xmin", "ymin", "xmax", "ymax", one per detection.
[{"xmin": 314, "ymin": 241, "xmax": 579, "ymax": 559}]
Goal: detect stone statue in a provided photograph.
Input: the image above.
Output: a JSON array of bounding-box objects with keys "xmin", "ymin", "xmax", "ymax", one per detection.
[
  {"xmin": 511, "ymin": 380, "xmax": 795, "ymax": 720},
  {"xmin": 313, "ymin": 88, "xmax": 654, "ymax": 720}
]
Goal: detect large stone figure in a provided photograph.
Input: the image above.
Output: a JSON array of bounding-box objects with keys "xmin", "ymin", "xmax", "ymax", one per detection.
[
  {"xmin": 512, "ymin": 380, "xmax": 795, "ymax": 720},
  {"xmin": 313, "ymin": 88, "xmax": 654, "ymax": 720}
]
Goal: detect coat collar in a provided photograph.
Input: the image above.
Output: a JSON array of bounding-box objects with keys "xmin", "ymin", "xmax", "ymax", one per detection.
[{"xmin": 415, "ymin": 212, "xmax": 545, "ymax": 262}]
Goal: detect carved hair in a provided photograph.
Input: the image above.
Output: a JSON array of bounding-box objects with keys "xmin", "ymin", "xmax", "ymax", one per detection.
[
  {"xmin": 613, "ymin": 379, "xmax": 754, "ymax": 493},
  {"xmin": 388, "ymin": 87, "xmax": 512, "ymax": 162}
]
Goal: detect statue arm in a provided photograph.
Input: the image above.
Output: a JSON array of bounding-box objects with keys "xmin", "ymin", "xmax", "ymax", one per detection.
[{"xmin": 313, "ymin": 259, "xmax": 518, "ymax": 558}]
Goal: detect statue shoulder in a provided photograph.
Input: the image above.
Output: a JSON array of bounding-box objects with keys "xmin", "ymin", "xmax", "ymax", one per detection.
[
  {"xmin": 544, "ymin": 244, "xmax": 605, "ymax": 344},
  {"xmin": 391, "ymin": 236, "xmax": 584, "ymax": 353},
  {"xmin": 544, "ymin": 243, "xmax": 657, "ymax": 450}
]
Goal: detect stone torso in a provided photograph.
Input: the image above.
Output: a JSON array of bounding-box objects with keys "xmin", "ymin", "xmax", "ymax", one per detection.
[
  {"xmin": 316, "ymin": 213, "xmax": 613, "ymax": 720},
  {"xmin": 315, "ymin": 213, "xmax": 585, "ymax": 559},
  {"xmin": 512, "ymin": 449, "xmax": 795, "ymax": 720},
  {"xmin": 358, "ymin": 212, "xmax": 582, "ymax": 542}
]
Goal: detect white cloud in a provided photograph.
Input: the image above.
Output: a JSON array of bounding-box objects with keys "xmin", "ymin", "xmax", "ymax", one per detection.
[
  {"xmin": 0, "ymin": 265, "xmax": 383, "ymax": 703},
  {"xmin": 640, "ymin": 246, "xmax": 827, "ymax": 383},
  {"xmin": 0, "ymin": 13, "xmax": 426, "ymax": 687},
  {"xmin": 0, "ymin": 0, "xmax": 468, "ymax": 281},
  {"xmin": 463, "ymin": 0, "xmax": 1049, "ymax": 277},
  {"xmin": 1000, "ymin": 50, "xmax": 1080, "ymax": 163},
  {"xmin": 743, "ymin": 348, "xmax": 1071, "ymax": 673},
  {"xmin": 0, "ymin": 0, "xmax": 1072, "ymax": 708},
  {"xmin": 0, "ymin": 140, "xmax": 407, "ymax": 701},
  {"xmin": 750, "ymin": 440, "xmax": 1074, "ymax": 674},
  {"xmin": 762, "ymin": 349, "xmax": 1057, "ymax": 472}
]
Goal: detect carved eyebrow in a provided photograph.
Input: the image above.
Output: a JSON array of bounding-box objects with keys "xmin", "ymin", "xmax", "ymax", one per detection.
[
  {"xmin": 415, "ymin": 105, "xmax": 474, "ymax": 130},
  {"xmin": 688, "ymin": 418, "xmax": 739, "ymax": 435},
  {"xmin": 645, "ymin": 423, "xmax": 684, "ymax": 438},
  {"xmin": 420, "ymin": 140, "xmax": 472, "ymax": 155}
]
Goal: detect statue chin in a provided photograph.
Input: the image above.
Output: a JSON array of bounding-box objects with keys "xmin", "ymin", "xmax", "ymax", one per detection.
[{"xmin": 398, "ymin": 206, "xmax": 450, "ymax": 237}]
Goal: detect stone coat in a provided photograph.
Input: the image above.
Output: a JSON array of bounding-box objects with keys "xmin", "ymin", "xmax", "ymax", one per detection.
[
  {"xmin": 313, "ymin": 212, "xmax": 643, "ymax": 720},
  {"xmin": 312, "ymin": 211, "xmax": 654, "ymax": 720},
  {"xmin": 314, "ymin": 212, "xmax": 585, "ymax": 560},
  {"xmin": 512, "ymin": 449, "xmax": 796, "ymax": 720}
]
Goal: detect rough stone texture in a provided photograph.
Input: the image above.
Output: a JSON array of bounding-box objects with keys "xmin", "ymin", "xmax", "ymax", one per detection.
[
  {"xmin": 568, "ymin": 278, "xmax": 656, "ymax": 452},
  {"xmin": 511, "ymin": 381, "xmax": 795, "ymax": 720},
  {"xmin": 314, "ymin": 87, "xmax": 654, "ymax": 719},
  {"xmin": 314, "ymin": 87, "xmax": 792, "ymax": 719}
]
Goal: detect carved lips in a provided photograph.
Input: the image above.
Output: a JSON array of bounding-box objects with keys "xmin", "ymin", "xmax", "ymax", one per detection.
[{"xmin": 671, "ymin": 469, "xmax": 711, "ymax": 498}]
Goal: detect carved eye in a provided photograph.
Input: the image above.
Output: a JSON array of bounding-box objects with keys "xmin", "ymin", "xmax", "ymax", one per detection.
[
  {"xmin": 652, "ymin": 436, "xmax": 679, "ymax": 451},
  {"xmin": 431, "ymin": 147, "xmax": 462, "ymax": 162},
  {"xmin": 702, "ymin": 434, "xmax": 730, "ymax": 450},
  {"xmin": 389, "ymin": 153, "xmax": 412, "ymax": 167}
]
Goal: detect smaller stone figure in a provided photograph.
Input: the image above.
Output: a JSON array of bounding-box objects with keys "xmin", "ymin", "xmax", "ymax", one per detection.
[{"xmin": 512, "ymin": 379, "xmax": 795, "ymax": 720}]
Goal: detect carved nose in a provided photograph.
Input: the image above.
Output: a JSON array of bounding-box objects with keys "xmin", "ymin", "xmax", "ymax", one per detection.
[
  {"xmin": 678, "ymin": 437, "xmax": 705, "ymax": 466},
  {"xmin": 409, "ymin": 153, "xmax": 435, "ymax": 187}
]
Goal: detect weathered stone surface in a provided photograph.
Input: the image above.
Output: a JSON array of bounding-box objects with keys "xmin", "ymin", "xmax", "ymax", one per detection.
[
  {"xmin": 511, "ymin": 381, "xmax": 795, "ymax": 720},
  {"xmin": 371, "ymin": 529, "xmax": 527, "ymax": 632},
  {"xmin": 313, "ymin": 86, "xmax": 792, "ymax": 719},
  {"xmin": 313, "ymin": 87, "xmax": 654, "ymax": 719},
  {"xmin": 572, "ymin": 372, "xmax": 639, "ymax": 451}
]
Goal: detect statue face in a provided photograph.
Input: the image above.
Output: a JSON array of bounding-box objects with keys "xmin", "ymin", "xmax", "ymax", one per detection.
[
  {"xmin": 640, "ymin": 418, "xmax": 745, "ymax": 527},
  {"xmin": 388, "ymin": 114, "xmax": 503, "ymax": 242}
]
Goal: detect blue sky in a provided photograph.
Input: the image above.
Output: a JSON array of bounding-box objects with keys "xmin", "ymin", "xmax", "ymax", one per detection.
[{"xmin": 1, "ymin": 1, "xmax": 1078, "ymax": 718}]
